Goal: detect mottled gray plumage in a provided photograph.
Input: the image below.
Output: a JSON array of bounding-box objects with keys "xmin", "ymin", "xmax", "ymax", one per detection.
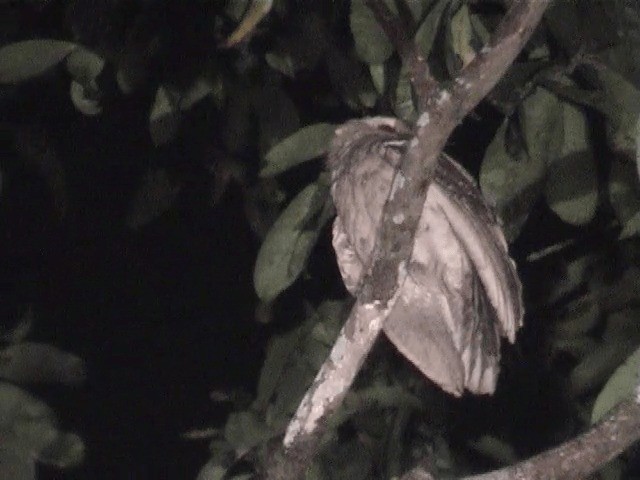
[{"xmin": 328, "ymin": 117, "xmax": 523, "ymax": 395}]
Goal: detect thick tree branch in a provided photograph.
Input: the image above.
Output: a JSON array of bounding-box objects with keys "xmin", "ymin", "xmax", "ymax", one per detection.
[{"xmin": 264, "ymin": 1, "xmax": 550, "ymax": 479}]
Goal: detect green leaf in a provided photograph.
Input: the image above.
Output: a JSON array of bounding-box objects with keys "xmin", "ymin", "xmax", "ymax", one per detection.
[
  {"xmin": 544, "ymin": 103, "xmax": 598, "ymax": 225},
  {"xmin": 224, "ymin": 410, "xmax": 273, "ymax": 450},
  {"xmin": 0, "ymin": 342, "xmax": 86, "ymax": 385},
  {"xmin": 636, "ymin": 113, "xmax": 640, "ymax": 174},
  {"xmin": 0, "ymin": 40, "xmax": 77, "ymax": 83},
  {"xmin": 37, "ymin": 432, "xmax": 84, "ymax": 468},
  {"xmin": 591, "ymin": 345, "xmax": 640, "ymax": 423},
  {"xmin": 253, "ymin": 301, "xmax": 344, "ymax": 420},
  {"xmin": 260, "ymin": 123, "xmax": 337, "ymax": 177},
  {"xmin": 179, "ymin": 77, "xmax": 216, "ymax": 111},
  {"xmin": 603, "ymin": 308, "xmax": 640, "ymax": 345},
  {"xmin": 350, "ymin": 0, "xmax": 395, "ymax": 64},
  {"xmin": 69, "ymin": 80, "xmax": 102, "ymax": 116},
  {"xmin": 325, "ymin": 44, "xmax": 379, "ymax": 109},
  {"xmin": 253, "ymin": 320, "xmax": 313, "ymax": 410},
  {"xmin": 403, "ymin": 0, "xmax": 430, "ymax": 21},
  {"xmin": 570, "ymin": 340, "xmax": 639, "ymax": 396},
  {"xmin": 521, "ymin": 87, "xmax": 565, "ymax": 166},
  {"xmin": 65, "ymin": 47, "xmax": 104, "ymax": 87},
  {"xmin": 480, "ymin": 87, "xmax": 561, "ymax": 241},
  {"xmin": 591, "ymin": 65, "xmax": 640, "ymax": 157},
  {"xmin": 608, "ymin": 158, "xmax": 640, "ymax": 239},
  {"xmin": 0, "ymin": 444, "xmax": 35, "ymax": 480},
  {"xmin": 368, "ymin": 64, "xmax": 385, "ymax": 95},
  {"xmin": 196, "ymin": 462, "xmax": 228, "ymax": 480},
  {"xmin": 551, "ymin": 295, "xmax": 600, "ymax": 339},
  {"xmin": 149, "ymin": 86, "xmax": 181, "ymax": 146},
  {"xmin": 254, "ymin": 182, "xmax": 331, "ymax": 301},
  {"xmin": 450, "ymin": 4, "xmax": 476, "ymax": 67},
  {"xmin": 414, "ymin": 0, "xmax": 449, "ymax": 57},
  {"xmin": 0, "ymin": 381, "xmax": 84, "ymax": 470},
  {"xmin": 265, "ymin": 51, "xmax": 296, "ymax": 77},
  {"xmin": 468, "ymin": 435, "xmax": 518, "ymax": 465}
]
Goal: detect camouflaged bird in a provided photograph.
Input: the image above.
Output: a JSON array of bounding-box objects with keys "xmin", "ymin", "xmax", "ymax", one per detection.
[{"xmin": 327, "ymin": 117, "xmax": 523, "ymax": 396}]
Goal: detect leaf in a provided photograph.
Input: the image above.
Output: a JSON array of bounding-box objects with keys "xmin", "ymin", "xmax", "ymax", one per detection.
[
  {"xmin": 126, "ymin": 168, "xmax": 182, "ymax": 230},
  {"xmin": 223, "ymin": 0, "xmax": 274, "ymax": 47},
  {"xmin": 0, "ymin": 307, "xmax": 33, "ymax": 344},
  {"xmin": 480, "ymin": 87, "xmax": 561, "ymax": 241},
  {"xmin": 265, "ymin": 14, "xmax": 326, "ymax": 76},
  {"xmin": 260, "ymin": 123, "xmax": 337, "ymax": 177},
  {"xmin": 368, "ymin": 64, "xmax": 385, "ymax": 95},
  {"xmin": 65, "ymin": 47, "xmax": 105, "ymax": 88},
  {"xmin": 551, "ymin": 294, "xmax": 600, "ymax": 339},
  {"xmin": 414, "ymin": 0, "xmax": 449, "ymax": 57},
  {"xmin": 37, "ymin": 432, "xmax": 85, "ymax": 468},
  {"xmin": 570, "ymin": 340, "xmax": 639, "ymax": 396},
  {"xmin": 637, "ymin": 113, "xmax": 640, "ymax": 176},
  {"xmin": 592, "ymin": 267, "xmax": 640, "ymax": 313},
  {"xmin": 69, "ymin": 80, "xmax": 102, "ymax": 116},
  {"xmin": 592, "ymin": 64, "xmax": 640, "ymax": 157},
  {"xmin": 551, "ymin": 336, "xmax": 598, "ymax": 360},
  {"xmin": 0, "ymin": 382, "xmax": 84, "ymax": 468},
  {"xmin": 254, "ymin": 301, "xmax": 344, "ymax": 417},
  {"xmin": 350, "ymin": 0, "xmax": 395, "ymax": 64},
  {"xmin": 179, "ymin": 77, "xmax": 216, "ymax": 111},
  {"xmin": 544, "ymin": 102, "xmax": 598, "ymax": 225},
  {"xmin": 325, "ymin": 43, "xmax": 379, "ymax": 109},
  {"xmin": 149, "ymin": 86, "xmax": 181, "ymax": 146},
  {"xmin": 480, "ymin": 121, "xmax": 542, "ymax": 242},
  {"xmin": 491, "ymin": 61, "xmax": 547, "ymax": 113},
  {"xmin": 253, "ymin": 182, "xmax": 331, "ymax": 301},
  {"xmin": 0, "ymin": 39, "xmax": 77, "ymax": 83},
  {"xmin": 253, "ymin": 319, "xmax": 313, "ymax": 410},
  {"xmin": 521, "ymin": 87, "xmax": 565, "ymax": 168},
  {"xmin": 196, "ymin": 462, "xmax": 228, "ymax": 480},
  {"xmin": 468, "ymin": 435, "xmax": 518, "ymax": 465},
  {"xmin": 265, "ymin": 51, "xmax": 296, "ymax": 77},
  {"xmin": 608, "ymin": 158, "xmax": 640, "ymax": 239},
  {"xmin": 403, "ymin": 0, "xmax": 430, "ymax": 21},
  {"xmin": 591, "ymin": 345, "xmax": 640, "ymax": 423},
  {"xmin": 224, "ymin": 410, "xmax": 273, "ymax": 450},
  {"xmin": 450, "ymin": 4, "xmax": 476, "ymax": 68},
  {"xmin": 340, "ymin": 385, "xmax": 422, "ymax": 422},
  {"xmin": 0, "ymin": 445, "xmax": 35, "ymax": 480},
  {"xmin": 65, "ymin": 48, "xmax": 105, "ymax": 115},
  {"xmin": 0, "ymin": 342, "xmax": 86, "ymax": 385},
  {"xmin": 603, "ymin": 308, "xmax": 640, "ymax": 344}
]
